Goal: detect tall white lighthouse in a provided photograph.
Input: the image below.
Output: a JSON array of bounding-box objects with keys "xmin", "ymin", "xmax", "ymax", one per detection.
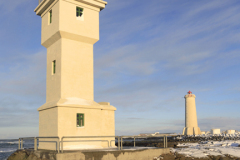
[
  {"xmin": 182, "ymin": 91, "xmax": 201, "ymax": 135},
  {"xmin": 34, "ymin": 0, "xmax": 116, "ymax": 150}
]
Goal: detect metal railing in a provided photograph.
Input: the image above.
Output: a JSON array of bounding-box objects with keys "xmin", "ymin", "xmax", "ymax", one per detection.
[
  {"xmin": 19, "ymin": 137, "xmax": 60, "ymax": 153},
  {"xmin": 61, "ymin": 135, "xmax": 168, "ymax": 153},
  {"xmin": 119, "ymin": 136, "xmax": 168, "ymax": 150},
  {"xmin": 61, "ymin": 136, "xmax": 119, "ymax": 153},
  {"xmin": 19, "ymin": 135, "xmax": 168, "ymax": 153},
  {"xmin": 18, "ymin": 137, "xmax": 35, "ymax": 150}
]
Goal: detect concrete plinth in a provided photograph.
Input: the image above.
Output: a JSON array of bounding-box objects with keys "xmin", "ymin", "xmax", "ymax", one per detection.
[
  {"xmin": 23, "ymin": 147, "xmax": 169, "ymax": 160},
  {"xmin": 183, "ymin": 127, "xmax": 201, "ymax": 135},
  {"xmin": 56, "ymin": 148, "xmax": 170, "ymax": 160}
]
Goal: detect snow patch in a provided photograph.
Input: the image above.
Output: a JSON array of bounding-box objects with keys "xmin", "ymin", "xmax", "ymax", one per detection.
[{"xmin": 172, "ymin": 140, "xmax": 240, "ymax": 158}]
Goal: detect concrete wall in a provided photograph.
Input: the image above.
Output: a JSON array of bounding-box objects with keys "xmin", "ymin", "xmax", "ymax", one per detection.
[
  {"xmin": 41, "ymin": 0, "xmax": 101, "ymax": 104},
  {"xmin": 46, "ymin": 39, "xmax": 62, "ymax": 103},
  {"xmin": 41, "ymin": 0, "xmax": 60, "ymax": 47},
  {"xmin": 38, "ymin": 108, "xmax": 59, "ymax": 150},
  {"xmin": 58, "ymin": 106, "xmax": 115, "ymax": 149},
  {"xmin": 38, "ymin": 104, "xmax": 116, "ymax": 150},
  {"xmin": 56, "ymin": 148, "xmax": 170, "ymax": 160},
  {"xmin": 59, "ymin": 0, "xmax": 100, "ymax": 43},
  {"xmin": 61, "ymin": 39, "xmax": 94, "ymax": 101}
]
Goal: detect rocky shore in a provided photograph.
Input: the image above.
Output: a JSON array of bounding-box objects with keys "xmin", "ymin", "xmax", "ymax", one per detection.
[
  {"xmin": 7, "ymin": 149, "xmax": 240, "ymax": 160},
  {"xmin": 156, "ymin": 152, "xmax": 240, "ymax": 160},
  {"xmin": 7, "ymin": 149, "xmax": 56, "ymax": 160}
]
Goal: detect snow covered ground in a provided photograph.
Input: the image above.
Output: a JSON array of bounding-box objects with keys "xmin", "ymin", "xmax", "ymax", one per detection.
[
  {"xmin": 176, "ymin": 132, "xmax": 240, "ymax": 139},
  {"xmin": 171, "ymin": 140, "xmax": 240, "ymax": 158}
]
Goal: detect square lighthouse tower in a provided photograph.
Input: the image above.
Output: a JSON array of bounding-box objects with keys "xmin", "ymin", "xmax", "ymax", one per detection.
[{"xmin": 34, "ymin": 0, "xmax": 116, "ymax": 150}]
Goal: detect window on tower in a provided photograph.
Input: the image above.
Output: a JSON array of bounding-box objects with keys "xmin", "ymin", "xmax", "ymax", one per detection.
[
  {"xmin": 77, "ymin": 113, "xmax": 84, "ymax": 127},
  {"xmin": 52, "ymin": 60, "xmax": 56, "ymax": 74},
  {"xmin": 49, "ymin": 10, "xmax": 52, "ymax": 24},
  {"xmin": 76, "ymin": 7, "xmax": 83, "ymax": 17}
]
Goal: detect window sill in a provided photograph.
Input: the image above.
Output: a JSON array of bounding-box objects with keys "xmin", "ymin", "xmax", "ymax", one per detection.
[
  {"xmin": 77, "ymin": 126, "xmax": 84, "ymax": 128},
  {"xmin": 76, "ymin": 16, "xmax": 84, "ymax": 21}
]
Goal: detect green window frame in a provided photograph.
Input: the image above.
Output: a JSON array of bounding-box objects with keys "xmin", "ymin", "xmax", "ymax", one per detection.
[
  {"xmin": 52, "ymin": 60, "xmax": 56, "ymax": 74},
  {"xmin": 76, "ymin": 7, "xmax": 83, "ymax": 17},
  {"xmin": 77, "ymin": 113, "xmax": 84, "ymax": 127},
  {"xmin": 49, "ymin": 10, "xmax": 52, "ymax": 24}
]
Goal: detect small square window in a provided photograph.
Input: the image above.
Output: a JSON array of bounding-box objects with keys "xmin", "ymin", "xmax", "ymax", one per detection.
[
  {"xmin": 77, "ymin": 113, "xmax": 84, "ymax": 127},
  {"xmin": 76, "ymin": 7, "xmax": 83, "ymax": 17},
  {"xmin": 49, "ymin": 10, "xmax": 52, "ymax": 24},
  {"xmin": 52, "ymin": 60, "xmax": 56, "ymax": 74}
]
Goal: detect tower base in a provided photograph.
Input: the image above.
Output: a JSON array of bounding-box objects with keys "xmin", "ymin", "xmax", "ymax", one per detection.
[
  {"xmin": 182, "ymin": 127, "xmax": 201, "ymax": 135},
  {"xmin": 38, "ymin": 98, "xmax": 116, "ymax": 150}
]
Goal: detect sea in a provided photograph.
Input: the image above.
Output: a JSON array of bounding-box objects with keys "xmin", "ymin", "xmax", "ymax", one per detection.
[{"xmin": 0, "ymin": 139, "xmax": 34, "ymax": 160}]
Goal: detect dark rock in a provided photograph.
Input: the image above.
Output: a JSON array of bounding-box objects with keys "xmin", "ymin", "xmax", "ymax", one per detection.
[
  {"xmin": 7, "ymin": 150, "xmax": 29, "ymax": 160},
  {"xmin": 219, "ymin": 157, "xmax": 230, "ymax": 160},
  {"xmin": 212, "ymin": 155, "xmax": 222, "ymax": 160},
  {"xmin": 179, "ymin": 157, "xmax": 186, "ymax": 160},
  {"xmin": 161, "ymin": 154, "xmax": 175, "ymax": 160},
  {"xmin": 26, "ymin": 154, "xmax": 40, "ymax": 160},
  {"xmin": 7, "ymin": 149, "xmax": 57, "ymax": 160}
]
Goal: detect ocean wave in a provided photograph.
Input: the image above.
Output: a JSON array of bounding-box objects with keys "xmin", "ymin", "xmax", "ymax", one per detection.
[
  {"xmin": 0, "ymin": 141, "xmax": 19, "ymax": 144},
  {"xmin": 0, "ymin": 148, "xmax": 16, "ymax": 153}
]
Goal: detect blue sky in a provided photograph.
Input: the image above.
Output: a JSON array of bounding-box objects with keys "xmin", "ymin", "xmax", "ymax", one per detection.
[{"xmin": 0, "ymin": 0, "xmax": 240, "ymax": 139}]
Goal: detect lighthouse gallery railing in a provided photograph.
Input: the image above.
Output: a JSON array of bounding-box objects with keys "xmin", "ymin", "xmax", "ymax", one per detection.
[{"xmin": 19, "ymin": 135, "xmax": 168, "ymax": 153}]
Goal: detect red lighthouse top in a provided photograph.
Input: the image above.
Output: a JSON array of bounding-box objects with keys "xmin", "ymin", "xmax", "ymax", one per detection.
[{"xmin": 188, "ymin": 91, "xmax": 192, "ymax": 94}]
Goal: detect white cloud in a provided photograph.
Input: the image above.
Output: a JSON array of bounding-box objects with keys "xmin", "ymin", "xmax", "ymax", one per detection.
[
  {"xmin": 0, "ymin": 50, "xmax": 46, "ymax": 138},
  {"xmin": 0, "ymin": 51, "xmax": 46, "ymax": 97},
  {"xmin": 0, "ymin": 0, "xmax": 32, "ymax": 14},
  {"xmin": 96, "ymin": 0, "xmax": 240, "ymax": 81}
]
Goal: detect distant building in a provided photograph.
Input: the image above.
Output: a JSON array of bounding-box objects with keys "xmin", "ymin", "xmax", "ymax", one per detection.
[
  {"xmin": 201, "ymin": 131, "xmax": 206, "ymax": 134},
  {"xmin": 211, "ymin": 129, "xmax": 221, "ymax": 135},
  {"xmin": 227, "ymin": 130, "xmax": 235, "ymax": 134}
]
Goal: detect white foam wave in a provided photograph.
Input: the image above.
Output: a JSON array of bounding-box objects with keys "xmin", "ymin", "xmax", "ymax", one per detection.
[
  {"xmin": 0, "ymin": 141, "xmax": 18, "ymax": 144},
  {"xmin": 0, "ymin": 148, "xmax": 16, "ymax": 153}
]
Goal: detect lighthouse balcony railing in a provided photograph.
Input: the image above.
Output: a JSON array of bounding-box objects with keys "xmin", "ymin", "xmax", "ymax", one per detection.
[
  {"xmin": 60, "ymin": 135, "xmax": 169, "ymax": 153},
  {"xmin": 18, "ymin": 137, "xmax": 60, "ymax": 153},
  {"xmin": 18, "ymin": 135, "xmax": 169, "ymax": 153}
]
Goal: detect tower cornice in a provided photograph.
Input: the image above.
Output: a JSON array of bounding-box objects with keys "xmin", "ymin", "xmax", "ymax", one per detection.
[
  {"xmin": 75, "ymin": 0, "xmax": 107, "ymax": 10},
  {"xmin": 184, "ymin": 94, "xmax": 196, "ymax": 98},
  {"xmin": 34, "ymin": 0, "xmax": 55, "ymax": 16},
  {"xmin": 35, "ymin": 0, "xmax": 107, "ymax": 16}
]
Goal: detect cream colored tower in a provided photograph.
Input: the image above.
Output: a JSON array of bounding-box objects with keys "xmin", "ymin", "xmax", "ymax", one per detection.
[
  {"xmin": 34, "ymin": 0, "xmax": 116, "ymax": 150},
  {"xmin": 182, "ymin": 91, "xmax": 201, "ymax": 135}
]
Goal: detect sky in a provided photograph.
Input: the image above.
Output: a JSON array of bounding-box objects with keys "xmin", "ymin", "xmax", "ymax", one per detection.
[{"xmin": 0, "ymin": 0, "xmax": 240, "ymax": 139}]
